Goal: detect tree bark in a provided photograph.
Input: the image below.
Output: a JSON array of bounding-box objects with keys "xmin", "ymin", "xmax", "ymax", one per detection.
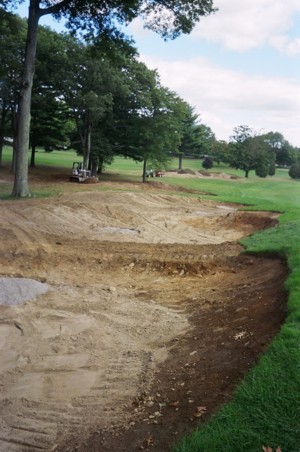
[
  {"xmin": 91, "ymin": 155, "xmax": 98, "ymax": 176},
  {"xmin": 98, "ymin": 157, "xmax": 104, "ymax": 175},
  {"xmin": 11, "ymin": 106, "xmax": 18, "ymax": 174},
  {"xmin": 0, "ymin": 107, "xmax": 8, "ymax": 168},
  {"xmin": 30, "ymin": 143, "xmax": 36, "ymax": 168},
  {"xmin": 178, "ymin": 153, "xmax": 183, "ymax": 171},
  {"xmin": 12, "ymin": 1, "xmax": 41, "ymax": 197},
  {"xmin": 0, "ymin": 139, "xmax": 3, "ymax": 168},
  {"xmin": 142, "ymin": 158, "xmax": 147, "ymax": 183},
  {"xmin": 83, "ymin": 110, "xmax": 93, "ymax": 170}
]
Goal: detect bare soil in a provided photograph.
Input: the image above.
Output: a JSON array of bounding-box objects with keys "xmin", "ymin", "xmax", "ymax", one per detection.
[{"xmin": 0, "ymin": 169, "xmax": 287, "ymax": 451}]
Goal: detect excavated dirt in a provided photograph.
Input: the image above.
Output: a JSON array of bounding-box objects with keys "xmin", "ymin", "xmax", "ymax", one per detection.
[{"xmin": 0, "ymin": 171, "xmax": 287, "ymax": 452}]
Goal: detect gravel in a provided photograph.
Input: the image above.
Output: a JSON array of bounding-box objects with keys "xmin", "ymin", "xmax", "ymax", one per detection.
[{"xmin": 0, "ymin": 277, "xmax": 49, "ymax": 305}]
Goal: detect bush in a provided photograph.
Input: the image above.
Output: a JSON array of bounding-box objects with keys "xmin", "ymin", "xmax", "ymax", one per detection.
[
  {"xmin": 255, "ymin": 163, "xmax": 269, "ymax": 178},
  {"xmin": 289, "ymin": 163, "xmax": 300, "ymax": 179},
  {"xmin": 269, "ymin": 161, "xmax": 276, "ymax": 176},
  {"xmin": 202, "ymin": 157, "xmax": 213, "ymax": 170}
]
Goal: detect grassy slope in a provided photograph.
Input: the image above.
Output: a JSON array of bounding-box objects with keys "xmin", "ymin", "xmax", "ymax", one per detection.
[
  {"xmin": 166, "ymin": 172, "xmax": 300, "ymax": 450},
  {"xmin": 2, "ymin": 152, "xmax": 300, "ymax": 450}
]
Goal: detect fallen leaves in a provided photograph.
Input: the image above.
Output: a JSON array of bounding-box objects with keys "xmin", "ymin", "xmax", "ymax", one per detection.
[
  {"xmin": 169, "ymin": 400, "xmax": 180, "ymax": 408},
  {"xmin": 262, "ymin": 447, "xmax": 282, "ymax": 452},
  {"xmin": 234, "ymin": 331, "xmax": 247, "ymax": 340},
  {"xmin": 193, "ymin": 406, "xmax": 207, "ymax": 418},
  {"xmin": 140, "ymin": 434, "xmax": 154, "ymax": 450}
]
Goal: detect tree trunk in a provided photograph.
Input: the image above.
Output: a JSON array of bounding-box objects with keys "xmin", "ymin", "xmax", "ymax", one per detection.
[
  {"xmin": 0, "ymin": 136, "xmax": 3, "ymax": 168},
  {"xmin": 0, "ymin": 107, "xmax": 8, "ymax": 168},
  {"xmin": 12, "ymin": 2, "xmax": 41, "ymax": 197},
  {"xmin": 178, "ymin": 153, "xmax": 183, "ymax": 171},
  {"xmin": 30, "ymin": 142, "xmax": 36, "ymax": 168},
  {"xmin": 0, "ymin": 140, "xmax": 3, "ymax": 168},
  {"xmin": 142, "ymin": 158, "xmax": 147, "ymax": 183},
  {"xmin": 11, "ymin": 107, "xmax": 18, "ymax": 174},
  {"xmin": 83, "ymin": 111, "xmax": 93, "ymax": 170},
  {"xmin": 245, "ymin": 169, "xmax": 249, "ymax": 178},
  {"xmin": 98, "ymin": 157, "xmax": 104, "ymax": 175},
  {"xmin": 91, "ymin": 156, "xmax": 98, "ymax": 177}
]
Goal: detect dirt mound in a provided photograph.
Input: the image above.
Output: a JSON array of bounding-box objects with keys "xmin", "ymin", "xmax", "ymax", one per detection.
[{"xmin": 0, "ymin": 189, "xmax": 286, "ymax": 451}]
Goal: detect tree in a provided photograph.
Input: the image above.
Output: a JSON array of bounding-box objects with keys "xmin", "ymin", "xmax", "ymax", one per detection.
[
  {"xmin": 262, "ymin": 131, "xmax": 294, "ymax": 167},
  {"xmin": 194, "ymin": 124, "xmax": 215, "ymax": 157},
  {"xmin": 176, "ymin": 104, "xmax": 199, "ymax": 169},
  {"xmin": 227, "ymin": 125, "xmax": 275, "ymax": 178},
  {"xmin": 289, "ymin": 162, "xmax": 300, "ymax": 179},
  {"xmin": 0, "ymin": 10, "xmax": 26, "ymax": 167},
  {"xmin": 30, "ymin": 26, "xmax": 76, "ymax": 166},
  {"xmin": 210, "ymin": 139, "xmax": 228, "ymax": 165},
  {"xmin": 61, "ymin": 44, "xmax": 115, "ymax": 171},
  {"xmin": 30, "ymin": 94, "xmax": 73, "ymax": 166},
  {"xmin": 3, "ymin": 0, "xmax": 216, "ymax": 197},
  {"xmin": 139, "ymin": 87, "xmax": 187, "ymax": 181},
  {"xmin": 113, "ymin": 64, "xmax": 186, "ymax": 182},
  {"xmin": 176, "ymin": 105, "xmax": 216, "ymax": 169},
  {"xmin": 58, "ymin": 35, "xmax": 138, "ymax": 174}
]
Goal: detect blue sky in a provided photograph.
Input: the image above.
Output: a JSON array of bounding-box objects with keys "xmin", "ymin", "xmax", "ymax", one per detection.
[{"xmin": 16, "ymin": 1, "xmax": 300, "ymax": 146}]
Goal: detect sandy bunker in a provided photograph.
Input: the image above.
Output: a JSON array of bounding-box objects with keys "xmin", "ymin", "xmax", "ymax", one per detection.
[{"xmin": 0, "ymin": 190, "xmax": 285, "ymax": 451}]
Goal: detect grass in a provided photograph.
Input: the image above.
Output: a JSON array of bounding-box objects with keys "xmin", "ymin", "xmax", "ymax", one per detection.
[
  {"xmin": 2, "ymin": 152, "xmax": 300, "ymax": 450},
  {"xmin": 1, "ymin": 146, "xmax": 78, "ymax": 168},
  {"xmin": 165, "ymin": 175, "xmax": 300, "ymax": 450}
]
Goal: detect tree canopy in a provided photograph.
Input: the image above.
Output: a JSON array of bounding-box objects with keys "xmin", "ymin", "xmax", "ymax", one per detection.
[
  {"xmin": 2, "ymin": 0, "xmax": 217, "ymax": 196},
  {"xmin": 1, "ymin": 8, "xmax": 218, "ymax": 183},
  {"xmin": 227, "ymin": 125, "xmax": 276, "ymax": 178},
  {"xmin": 6, "ymin": 0, "xmax": 216, "ymax": 39}
]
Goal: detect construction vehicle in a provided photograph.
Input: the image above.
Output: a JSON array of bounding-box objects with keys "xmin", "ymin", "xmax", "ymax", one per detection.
[
  {"xmin": 145, "ymin": 169, "xmax": 165, "ymax": 178},
  {"xmin": 154, "ymin": 170, "xmax": 165, "ymax": 177},
  {"xmin": 69, "ymin": 162, "xmax": 91, "ymax": 183}
]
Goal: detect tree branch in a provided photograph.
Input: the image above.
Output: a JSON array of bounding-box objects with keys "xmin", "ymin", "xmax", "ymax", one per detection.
[{"xmin": 39, "ymin": 0, "xmax": 72, "ymax": 17}]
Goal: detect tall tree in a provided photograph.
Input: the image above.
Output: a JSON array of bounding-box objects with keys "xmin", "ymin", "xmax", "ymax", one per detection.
[
  {"xmin": 3, "ymin": 0, "xmax": 216, "ymax": 197},
  {"xmin": 30, "ymin": 25, "xmax": 76, "ymax": 166},
  {"xmin": 193, "ymin": 123, "xmax": 215, "ymax": 157},
  {"xmin": 176, "ymin": 105, "xmax": 216, "ymax": 169},
  {"xmin": 210, "ymin": 139, "xmax": 228, "ymax": 165},
  {"xmin": 262, "ymin": 131, "xmax": 295, "ymax": 167},
  {"xmin": 58, "ymin": 36, "xmax": 129, "ymax": 173},
  {"xmin": 138, "ymin": 86, "xmax": 187, "ymax": 182},
  {"xmin": 0, "ymin": 10, "xmax": 26, "ymax": 167},
  {"xmin": 110, "ymin": 61, "xmax": 187, "ymax": 181},
  {"xmin": 177, "ymin": 104, "xmax": 199, "ymax": 169},
  {"xmin": 227, "ymin": 125, "xmax": 275, "ymax": 178},
  {"xmin": 61, "ymin": 45, "xmax": 115, "ymax": 170}
]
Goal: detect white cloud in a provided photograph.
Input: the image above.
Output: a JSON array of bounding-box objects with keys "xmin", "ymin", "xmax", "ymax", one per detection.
[
  {"xmin": 128, "ymin": 1, "xmax": 300, "ymax": 56},
  {"xmin": 270, "ymin": 35, "xmax": 300, "ymax": 56},
  {"xmin": 139, "ymin": 54, "xmax": 300, "ymax": 145},
  {"xmin": 193, "ymin": 0, "xmax": 300, "ymax": 54}
]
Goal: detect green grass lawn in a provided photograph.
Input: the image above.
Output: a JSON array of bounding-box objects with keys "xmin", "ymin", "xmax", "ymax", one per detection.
[
  {"xmin": 2, "ymin": 151, "xmax": 300, "ymax": 450},
  {"xmin": 2, "ymin": 146, "xmax": 79, "ymax": 168}
]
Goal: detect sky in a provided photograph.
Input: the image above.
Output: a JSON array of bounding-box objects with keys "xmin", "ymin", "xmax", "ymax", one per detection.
[{"xmin": 16, "ymin": 1, "xmax": 300, "ymax": 146}]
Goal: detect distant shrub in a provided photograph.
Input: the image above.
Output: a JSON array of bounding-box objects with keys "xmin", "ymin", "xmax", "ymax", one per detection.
[
  {"xmin": 255, "ymin": 163, "xmax": 269, "ymax": 178},
  {"xmin": 269, "ymin": 161, "xmax": 276, "ymax": 176},
  {"xmin": 202, "ymin": 157, "xmax": 213, "ymax": 170},
  {"xmin": 289, "ymin": 163, "xmax": 300, "ymax": 179}
]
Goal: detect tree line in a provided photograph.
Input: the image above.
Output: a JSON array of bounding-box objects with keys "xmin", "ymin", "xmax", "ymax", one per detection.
[
  {"xmin": 0, "ymin": 0, "xmax": 216, "ymax": 196},
  {"xmin": 1, "ymin": 2, "xmax": 300, "ymax": 195},
  {"xmin": 0, "ymin": 9, "xmax": 218, "ymax": 180}
]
